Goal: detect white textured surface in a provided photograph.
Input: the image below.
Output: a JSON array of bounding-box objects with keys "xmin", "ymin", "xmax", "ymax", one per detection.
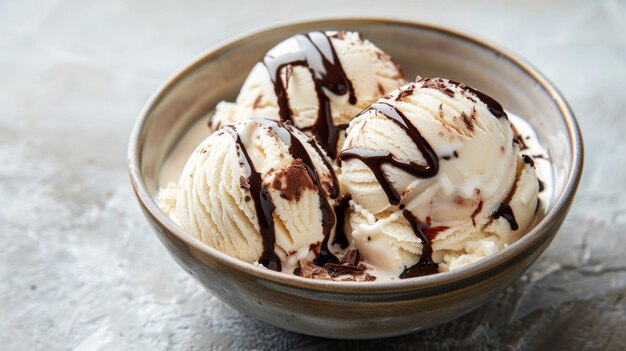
[{"xmin": 1, "ymin": 0, "xmax": 625, "ymax": 349}]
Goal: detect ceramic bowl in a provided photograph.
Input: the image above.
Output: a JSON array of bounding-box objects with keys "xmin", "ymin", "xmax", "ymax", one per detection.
[{"xmin": 128, "ymin": 19, "xmax": 583, "ymax": 339}]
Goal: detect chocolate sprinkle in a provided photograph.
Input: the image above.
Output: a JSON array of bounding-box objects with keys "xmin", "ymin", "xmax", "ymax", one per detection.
[
  {"xmin": 331, "ymin": 196, "xmax": 351, "ymax": 249},
  {"xmin": 395, "ymin": 83, "xmax": 415, "ymax": 101}
]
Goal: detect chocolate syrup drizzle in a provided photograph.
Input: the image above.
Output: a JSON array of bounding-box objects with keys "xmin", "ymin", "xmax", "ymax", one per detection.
[
  {"xmin": 255, "ymin": 119, "xmax": 340, "ymax": 265},
  {"xmin": 399, "ymin": 210, "xmax": 443, "ymax": 278},
  {"xmin": 447, "ymin": 79, "xmax": 508, "ymax": 119},
  {"xmin": 339, "ymin": 102, "xmax": 439, "ymax": 205},
  {"xmin": 337, "ymin": 100, "xmax": 443, "ymax": 277},
  {"xmin": 415, "ymin": 77, "xmax": 507, "ymax": 119},
  {"xmin": 331, "ymin": 196, "xmax": 351, "ymax": 249},
  {"xmin": 492, "ymin": 203, "xmax": 519, "ymax": 231},
  {"xmin": 225, "ymin": 119, "xmax": 341, "ymax": 271},
  {"xmin": 337, "ymin": 81, "xmax": 517, "ymax": 278},
  {"xmin": 224, "ymin": 125, "xmax": 281, "ymax": 271},
  {"xmin": 263, "ymin": 31, "xmax": 356, "ymax": 158}
]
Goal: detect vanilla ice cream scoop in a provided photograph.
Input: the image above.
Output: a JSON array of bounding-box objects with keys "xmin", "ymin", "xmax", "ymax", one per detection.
[
  {"xmin": 160, "ymin": 118, "xmax": 341, "ymax": 272},
  {"xmin": 339, "ymin": 78, "xmax": 540, "ymax": 276},
  {"xmin": 210, "ymin": 31, "xmax": 406, "ymax": 158}
]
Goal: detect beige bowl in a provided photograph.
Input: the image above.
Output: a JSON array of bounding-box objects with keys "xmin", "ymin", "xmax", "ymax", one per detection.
[{"xmin": 128, "ymin": 19, "xmax": 583, "ymax": 339}]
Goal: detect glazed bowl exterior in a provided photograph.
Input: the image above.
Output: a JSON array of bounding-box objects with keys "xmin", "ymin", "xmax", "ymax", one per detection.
[{"xmin": 128, "ymin": 19, "xmax": 583, "ymax": 339}]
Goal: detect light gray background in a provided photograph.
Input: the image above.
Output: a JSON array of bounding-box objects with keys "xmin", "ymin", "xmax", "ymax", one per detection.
[{"xmin": 1, "ymin": 0, "xmax": 625, "ymax": 350}]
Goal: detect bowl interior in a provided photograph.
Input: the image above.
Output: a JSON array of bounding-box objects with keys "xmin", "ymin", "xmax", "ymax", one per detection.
[{"xmin": 136, "ymin": 20, "xmax": 575, "ymax": 279}]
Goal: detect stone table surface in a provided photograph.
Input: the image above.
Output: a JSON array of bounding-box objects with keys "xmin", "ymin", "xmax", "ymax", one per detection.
[{"xmin": 1, "ymin": 0, "xmax": 625, "ymax": 350}]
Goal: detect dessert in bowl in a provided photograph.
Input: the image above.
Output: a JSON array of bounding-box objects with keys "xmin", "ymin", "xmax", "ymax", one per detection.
[{"xmin": 128, "ymin": 19, "xmax": 582, "ymax": 339}]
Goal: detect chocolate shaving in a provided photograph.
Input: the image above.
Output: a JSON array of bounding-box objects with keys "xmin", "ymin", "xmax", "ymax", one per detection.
[
  {"xmin": 239, "ymin": 175, "xmax": 250, "ymax": 189},
  {"xmin": 324, "ymin": 263, "xmax": 365, "ymax": 275},
  {"xmin": 461, "ymin": 112, "xmax": 474, "ymax": 131},
  {"xmin": 471, "ymin": 200, "xmax": 483, "ymax": 227},
  {"xmin": 298, "ymin": 263, "xmax": 331, "ymax": 280},
  {"xmin": 340, "ymin": 249, "xmax": 360, "ymax": 266},
  {"xmin": 395, "ymin": 83, "xmax": 415, "ymax": 101},
  {"xmin": 295, "ymin": 249, "xmax": 376, "ymax": 281},
  {"xmin": 364, "ymin": 274, "xmax": 377, "ymax": 281},
  {"xmin": 418, "ymin": 77, "xmax": 455, "ymax": 97}
]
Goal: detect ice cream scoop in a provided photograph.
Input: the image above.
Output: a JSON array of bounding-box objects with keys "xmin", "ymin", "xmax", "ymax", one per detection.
[
  {"xmin": 210, "ymin": 31, "xmax": 405, "ymax": 158},
  {"xmin": 339, "ymin": 78, "xmax": 540, "ymax": 276},
  {"xmin": 159, "ymin": 118, "xmax": 341, "ymax": 272}
]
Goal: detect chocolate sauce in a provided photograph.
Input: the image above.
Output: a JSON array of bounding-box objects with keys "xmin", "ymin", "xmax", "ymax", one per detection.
[
  {"xmin": 471, "ymin": 200, "xmax": 483, "ymax": 227},
  {"xmin": 538, "ymin": 178, "xmax": 545, "ymax": 192},
  {"xmin": 263, "ymin": 31, "xmax": 356, "ymax": 158},
  {"xmin": 399, "ymin": 210, "xmax": 439, "ymax": 278},
  {"xmin": 446, "ymin": 79, "xmax": 507, "ymax": 119},
  {"xmin": 307, "ymin": 138, "xmax": 339, "ymax": 199},
  {"xmin": 224, "ymin": 126, "xmax": 281, "ymax": 271},
  {"xmin": 339, "ymin": 102, "xmax": 439, "ymax": 205},
  {"xmin": 253, "ymin": 119, "xmax": 340, "ymax": 265},
  {"xmin": 522, "ymin": 154, "xmax": 535, "ymax": 168},
  {"xmin": 511, "ymin": 123, "xmax": 529, "ymax": 150},
  {"xmin": 331, "ymin": 196, "xmax": 351, "ymax": 249},
  {"xmin": 224, "ymin": 118, "xmax": 343, "ymax": 270},
  {"xmin": 492, "ymin": 202, "xmax": 519, "ymax": 231}
]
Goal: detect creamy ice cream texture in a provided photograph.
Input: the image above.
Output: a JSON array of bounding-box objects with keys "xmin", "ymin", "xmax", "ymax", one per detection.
[
  {"xmin": 340, "ymin": 78, "xmax": 540, "ymax": 276},
  {"xmin": 160, "ymin": 118, "xmax": 340, "ymax": 273},
  {"xmin": 210, "ymin": 31, "xmax": 405, "ymax": 157},
  {"xmin": 158, "ymin": 31, "xmax": 546, "ymax": 281}
]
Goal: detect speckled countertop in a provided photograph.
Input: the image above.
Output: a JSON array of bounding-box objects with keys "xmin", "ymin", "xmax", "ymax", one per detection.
[{"xmin": 1, "ymin": 0, "xmax": 625, "ymax": 350}]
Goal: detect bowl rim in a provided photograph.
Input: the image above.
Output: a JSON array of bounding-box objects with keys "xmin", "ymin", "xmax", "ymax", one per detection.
[{"xmin": 128, "ymin": 18, "xmax": 583, "ymax": 294}]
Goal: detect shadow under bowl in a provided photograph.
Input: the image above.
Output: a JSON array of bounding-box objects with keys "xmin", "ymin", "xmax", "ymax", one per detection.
[{"xmin": 128, "ymin": 18, "xmax": 583, "ymax": 339}]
